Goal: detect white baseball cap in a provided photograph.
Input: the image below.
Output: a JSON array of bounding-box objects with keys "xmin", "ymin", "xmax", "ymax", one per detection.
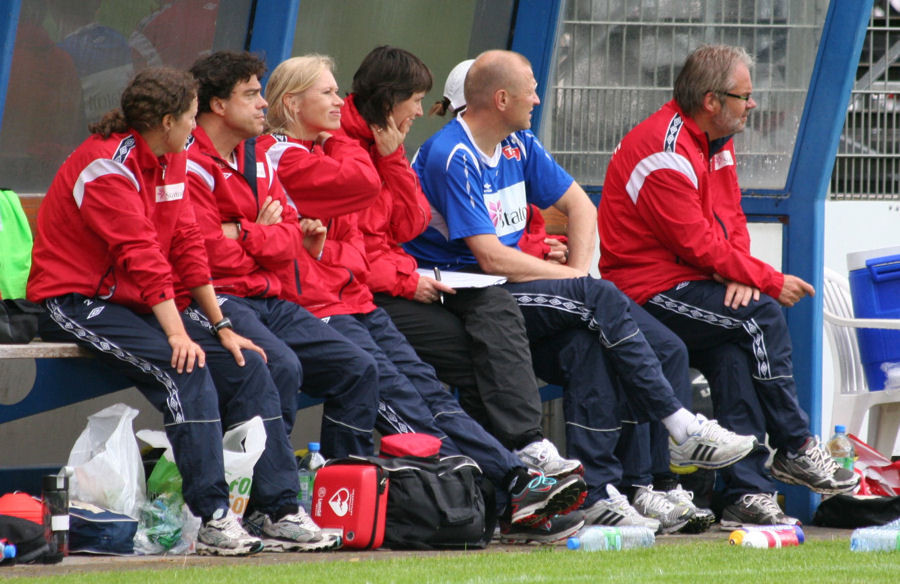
[{"xmin": 443, "ymin": 59, "xmax": 475, "ymax": 113}]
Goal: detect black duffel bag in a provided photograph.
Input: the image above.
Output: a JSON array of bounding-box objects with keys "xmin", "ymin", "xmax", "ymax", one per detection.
[
  {"xmin": 366, "ymin": 454, "xmax": 496, "ymax": 550},
  {"xmin": 0, "ymin": 298, "xmax": 42, "ymax": 344}
]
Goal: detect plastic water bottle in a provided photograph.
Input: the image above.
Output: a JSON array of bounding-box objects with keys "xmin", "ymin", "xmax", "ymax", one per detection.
[
  {"xmin": 567, "ymin": 525, "xmax": 654, "ymax": 551},
  {"xmin": 0, "ymin": 539, "xmax": 16, "ymax": 562},
  {"xmin": 826, "ymin": 425, "xmax": 855, "ymax": 471},
  {"xmin": 297, "ymin": 442, "xmax": 326, "ymax": 512},
  {"xmin": 850, "ymin": 527, "xmax": 900, "ymax": 552},
  {"xmin": 728, "ymin": 525, "xmax": 804, "ymax": 547}
]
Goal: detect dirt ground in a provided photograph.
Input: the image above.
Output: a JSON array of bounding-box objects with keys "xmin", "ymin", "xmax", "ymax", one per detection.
[{"xmin": 0, "ymin": 525, "xmax": 854, "ymax": 578}]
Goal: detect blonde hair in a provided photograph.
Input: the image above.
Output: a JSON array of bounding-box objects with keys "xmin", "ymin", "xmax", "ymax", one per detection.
[{"xmin": 265, "ymin": 54, "xmax": 335, "ymax": 135}]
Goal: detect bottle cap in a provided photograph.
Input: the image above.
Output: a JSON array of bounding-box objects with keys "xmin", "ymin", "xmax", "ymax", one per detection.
[
  {"xmin": 2, "ymin": 542, "xmax": 15, "ymax": 559},
  {"xmin": 834, "ymin": 424, "xmax": 846, "ymax": 433},
  {"xmin": 42, "ymin": 474, "xmax": 68, "ymax": 491},
  {"xmin": 728, "ymin": 530, "xmax": 745, "ymax": 545},
  {"xmin": 308, "ymin": 442, "xmax": 321, "ymax": 451},
  {"xmin": 566, "ymin": 537, "xmax": 581, "ymax": 550}
]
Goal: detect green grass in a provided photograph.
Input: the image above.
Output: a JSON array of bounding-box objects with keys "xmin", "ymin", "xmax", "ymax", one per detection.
[{"xmin": 6, "ymin": 540, "xmax": 900, "ymax": 584}]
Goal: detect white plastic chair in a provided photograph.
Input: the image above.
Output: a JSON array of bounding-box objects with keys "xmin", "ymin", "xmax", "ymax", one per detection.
[{"xmin": 823, "ymin": 267, "xmax": 900, "ymax": 456}]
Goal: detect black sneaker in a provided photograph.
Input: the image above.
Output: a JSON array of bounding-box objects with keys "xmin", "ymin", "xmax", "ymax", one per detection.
[
  {"xmin": 509, "ymin": 473, "xmax": 587, "ymax": 526},
  {"xmin": 499, "ymin": 511, "xmax": 586, "ymax": 544},
  {"xmin": 719, "ymin": 493, "xmax": 800, "ymax": 530},
  {"xmin": 770, "ymin": 437, "xmax": 860, "ymax": 495}
]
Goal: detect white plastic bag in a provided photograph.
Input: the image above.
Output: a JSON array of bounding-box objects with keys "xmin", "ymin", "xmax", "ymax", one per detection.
[
  {"xmin": 221, "ymin": 416, "xmax": 267, "ymax": 517},
  {"xmin": 137, "ymin": 416, "xmax": 267, "ymax": 517},
  {"xmin": 67, "ymin": 403, "xmax": 147, "ymax": 519}
]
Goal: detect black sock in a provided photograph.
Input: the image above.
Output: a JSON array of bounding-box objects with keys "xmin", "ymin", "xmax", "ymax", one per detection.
[{"xmin": 506, "ymin": 467, "xmax": 533, "ymax": 493}]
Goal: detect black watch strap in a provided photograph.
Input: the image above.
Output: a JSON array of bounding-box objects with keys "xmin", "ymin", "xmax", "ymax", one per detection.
[{"xmin": 212, "ymin": 317, "xmax": 234, "ymax": 336}]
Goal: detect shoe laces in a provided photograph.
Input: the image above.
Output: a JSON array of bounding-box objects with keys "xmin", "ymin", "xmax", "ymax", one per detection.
[
  {"xmin": 211, "ymin": 512, "xmax": 251, "ymax": 539},
  {"xmin": 696, "ymin": 415, "xmax": 740, "ymax": 443},
  {"xmin": 636, "ymin": 487, "xmax": 676, "ymax": 515},
  {"xmin": 740, "ymin": 492, "xmax": 782, "ymax": 516},
  {"xmin": 665, "ymin": 484, "xmax": 695, "ymax": 506},
  {"xmin": 798, "ymin": 438, "xmax": 841, "ymax": 474},
  {"xmin": 282, "ymin": 509, "xmax": 320, "ymax": 532},
  {"xmin": 604, "ymin": 485, "xmax": 639, "ymax": 515}
]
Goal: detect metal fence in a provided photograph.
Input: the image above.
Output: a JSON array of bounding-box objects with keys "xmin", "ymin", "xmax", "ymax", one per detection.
[
  {"xmin": 543, "ymin": 0, "xmax": 828, "ymax": 192},
  {"xmin": 832, "ymin": 0, "xmax": 900, "ymax": 200}
]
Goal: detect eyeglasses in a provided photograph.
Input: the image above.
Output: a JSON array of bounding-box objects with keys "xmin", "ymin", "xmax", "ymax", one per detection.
[{"xmin": 719, "ymin": 91, "xmax": 752, "ymax": 102}]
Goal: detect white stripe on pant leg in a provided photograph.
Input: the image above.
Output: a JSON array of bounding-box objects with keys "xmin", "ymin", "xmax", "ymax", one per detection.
[
  {"xmin": 511, "ymin": 292, "xmax": 621, "ymax": 347},
  {"xmin": 648, "ymin": 293, "xmax": 783, "ymax": 384},
  {"xmin": 45, "ymin": 297, "xmax": 191, "ymax": 424}
]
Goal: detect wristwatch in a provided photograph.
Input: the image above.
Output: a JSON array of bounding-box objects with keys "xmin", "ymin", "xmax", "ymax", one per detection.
[{"xmin": 212, "ymin": 317, "xmax": 234, "ymax": 336}]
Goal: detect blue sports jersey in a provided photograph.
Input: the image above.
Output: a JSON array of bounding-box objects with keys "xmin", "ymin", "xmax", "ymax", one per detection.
[{"xmin": 407, "ymin": 117, "xmax": 573, "ymax": 270}]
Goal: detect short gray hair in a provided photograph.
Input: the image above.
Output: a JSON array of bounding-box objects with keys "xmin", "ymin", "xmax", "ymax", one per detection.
[{"xmin": 673, "ymin": 45, "xmax": 754, "ymax": 115}]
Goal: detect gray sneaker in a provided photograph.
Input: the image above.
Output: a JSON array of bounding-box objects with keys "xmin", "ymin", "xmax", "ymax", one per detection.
[
  {"xmin": 514, "ymin": 439, "xmax": 584, "ymax": 479},
  {"xmin": 632, "ymin": 486, "xmax": 692, "ymax": 534},
  {"xmin": 245, "ymin": 508, "xmax": 340, "ymax": 552},
  {"xmin": 664, "ymin": 484, "xmax": 715, "ymax": 534},
  {"xmin": 196, "ymin": 509, "xmax": 264, "ymax": 556},
  {"xmin": 719, "ymin": 493, "xmax": 800, "ymax": 530},
  {"xmin": 669, "ymin": 414, "xmax": 756, "ymax": 473},
  {"xmin": 770, "ymin": 437, "xmax": 860, "ymax": 495},
  {"xmin": 582, "ymin": 484, "xmax": 661, "ymax": 533}
]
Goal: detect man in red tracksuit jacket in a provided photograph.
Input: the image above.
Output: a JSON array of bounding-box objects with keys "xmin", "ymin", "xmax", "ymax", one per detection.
[{"xmin": 599, "ymin": 44, "xmax": 858, "ymax": 527}]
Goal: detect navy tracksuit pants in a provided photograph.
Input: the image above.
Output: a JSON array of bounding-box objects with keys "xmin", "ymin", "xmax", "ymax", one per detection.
[
  {"xmin": 216, "ymin": 295, "xmax": 378, "ymax": 459},
  {"xmin": 41, "ymin": 294, "xmax": 298, "ymax": 520},
  {"xmin": 504, "ymin": 276, "xmax": 691, "ymax": 505},
  {"xmin": 644, "ymin": 280, "xmax": 812, "ymax": 503},
  {"xmin": 325, "ymin": 308, "xmax": 523, "ymax": 489}
]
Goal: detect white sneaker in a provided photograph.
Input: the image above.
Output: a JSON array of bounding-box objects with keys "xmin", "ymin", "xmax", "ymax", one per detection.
[
  {"xmin": 669, "ymin": 414, "xmax": 756, "ymax": 473},
  {"xmin": 632, "ymin": 485, "xmax": 692, "ymax": 534},
  {"xmin": 245, "ymin": 508, "xmax": 340, "ymax": 552},
  {"xmin": 196, "ymin": 509, "xmax": 264, "ymax": 556},
  {"xmin": 663, "ymin": 484, "xmax": 715, "ymax": 533},
  {"xmin": 582, "ymin": 484, "xmax": 660, "ymax": 533},
  {"xmin": 514, "ymin": 439, "xmax": 584, "ymax": 478}
]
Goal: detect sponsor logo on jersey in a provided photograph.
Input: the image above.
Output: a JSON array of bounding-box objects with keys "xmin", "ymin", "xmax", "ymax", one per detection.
[
  {"xmin": 502, "ymin": 144, "xmax": 521, "ymax": 161},
  {"xmin": 484, "ymin": 182, "xmax": 528, "ymax": 237},
  {"xmin": 155, "ymin": 182, "xmax": 185, "ymax": 203},
  {"xmin": 713, "ymin": 149, "xmax": 734, "ymax": 170}
]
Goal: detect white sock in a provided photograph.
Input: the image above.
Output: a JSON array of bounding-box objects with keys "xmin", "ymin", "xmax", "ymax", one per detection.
[{"xmin": 662, "ymin": 408, "xmax": 702, "ymax": 444}]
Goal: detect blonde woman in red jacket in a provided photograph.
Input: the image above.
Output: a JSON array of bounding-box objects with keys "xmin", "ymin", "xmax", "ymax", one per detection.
[{"xmin": 258, "ymin": 54, "xmax": 588, "ymax": 542}]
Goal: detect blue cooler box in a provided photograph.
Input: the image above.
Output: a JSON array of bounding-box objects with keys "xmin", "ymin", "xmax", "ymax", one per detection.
[{"xmin": 847, "ymin": 246, "xmax": 900, "ymax": 391}]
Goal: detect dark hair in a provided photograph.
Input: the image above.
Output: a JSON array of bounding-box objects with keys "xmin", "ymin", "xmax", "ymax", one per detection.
[
  {"xmin": 89, "ymin": 67, "xmax": 197, "ymax": 138},
  {"xmin": 351, "ymin": 45, "xmax": 433, "ymax": 128},
  {"xmin": 189, "ymin": 50, "xmax": 267, "ymax": 114}
]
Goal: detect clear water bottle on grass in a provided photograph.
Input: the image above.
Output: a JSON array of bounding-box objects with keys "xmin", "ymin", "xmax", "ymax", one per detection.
[
  {"xmin": 567, "ymin": 525, "xmax": 654, "ymax": 551},
  {"xmin": 850, "ymin": 527, "xmax": 900, "ymax": 552},
  {"xmin": 297, "ymin": 442, "xmax": 326, "ymax": 512},
  {"xmin": 826, "ymin": 425, "xmax": 855, "ymax": 471}
]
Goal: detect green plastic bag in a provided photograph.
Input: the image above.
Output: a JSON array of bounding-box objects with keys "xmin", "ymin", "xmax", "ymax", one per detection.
[{"xmin": 0, "ymin": 189, "xmax": 33, "ymax": 299}]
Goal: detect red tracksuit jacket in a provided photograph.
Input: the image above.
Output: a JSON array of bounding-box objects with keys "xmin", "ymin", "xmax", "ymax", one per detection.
[{"xmin": 28, "ymin": 131, "xmax": 210, "ymax": 313}]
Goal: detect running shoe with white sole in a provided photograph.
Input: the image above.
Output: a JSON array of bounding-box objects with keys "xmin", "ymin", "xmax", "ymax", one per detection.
[
  {"xmin": 245, "ymin": 508, "xmax": 341, "ymax": 552},
  {"xmin": 719, "ymin": 492, "xmax": 800, "ymax": 530},
  {"xmin": 632, "ymin": 485, "xmax": 692, "ymax": 534},
  {"xmin": 669, "ymin": 414, "xmax": 756, "ymax": 473},
  {"xmin": 663, "ymin": 484, "xmax": 715, "ymax": 534},
  {"xmin": 514, "ymin": 439, "xmax": 584, "ymax": 479},
  {"xmin": 582, "ymin": 484, "xmax": 661, "ymax": 533},
  {"xmin": 509, "ymin": 472, "xmax": 587, "ymax": 526},
  {"xmin": 499, "ymin": 511, "xmax": 586, "ymax": 545},
  {"xmin": 196, "ymin": 509, "xmax": 264, "ymax": 556},
  {"xmin": 769, "ymin": 436, "xmax": 860, "ymax": 495}
]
